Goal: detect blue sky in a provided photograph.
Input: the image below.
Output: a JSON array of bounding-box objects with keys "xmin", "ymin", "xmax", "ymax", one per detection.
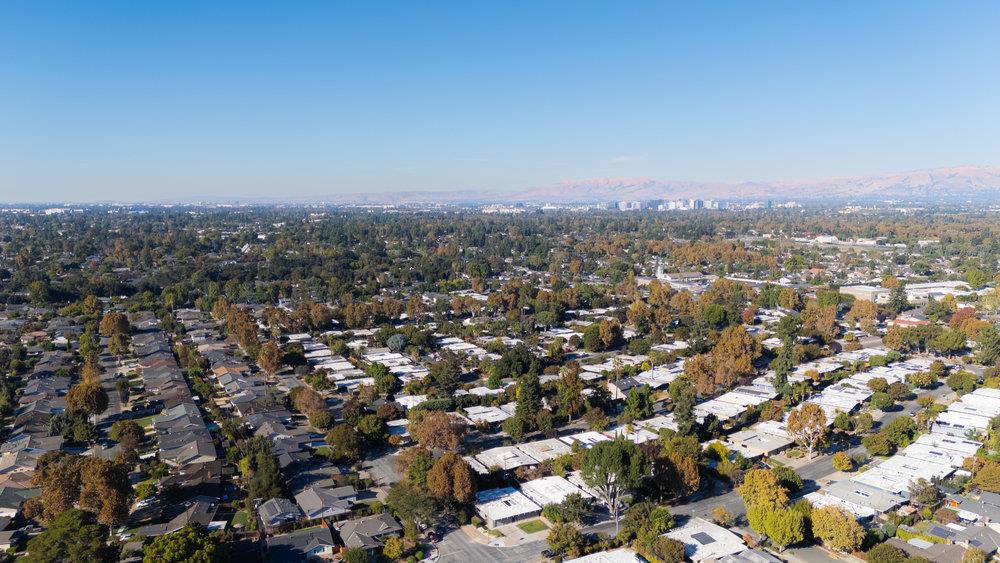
[{"xmin": 2, "ymin": 1, "xmax": 999, "ymax": 201}]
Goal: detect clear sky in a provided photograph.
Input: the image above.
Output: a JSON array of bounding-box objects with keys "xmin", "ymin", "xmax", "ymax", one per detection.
[{"xmin": 2, "ymin": 1, "xmax": 999, "ymax": 201}]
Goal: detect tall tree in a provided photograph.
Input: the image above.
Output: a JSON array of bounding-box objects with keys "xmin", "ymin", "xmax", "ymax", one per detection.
[
  {"xmin": 668, "ymin": 377, "xmax": 697, "ymax": 435},
  {"xmin": 556, "ymin": 367, "xmax": 586, "ymax": 421},
  {"xmin": 516, "ymin": 371, "xmax": 542, "ymax": 421},
  {"xmin": 786, "ymin": 403, "xmax": 828, "ymax": 459},
  {"xmin": 581, "ymin": 439, "xmax": 648, "ymax": 532}
]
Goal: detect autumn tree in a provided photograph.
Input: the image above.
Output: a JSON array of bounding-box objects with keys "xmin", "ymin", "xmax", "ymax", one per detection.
[
  {"xmin": 32, "ymin": 452, "xmax": 133, "ymax": 526},
  {"xmin": 684, "ymin": 354, "xmax": 715, "ymax": 396},
  {"xmin": 290, "ymin": 386, "xmax": 326, "ymax": 415},
  {"xmin": 801, "ymin": 303, "xmax": 838, "ymax": 343},
  {"xmin": 257, "ymin": 340, "xmax": 282, "ymax": 375},
  {"xmin": 738, "ymin": 468, "xmax": 789, "ymax": 510},
  {"xmin": 811, "ymin": 506, "xmax": 865, "ymax": 552},
  {"xmin": 846, "ymin": 299, "xmax": 878, "ymax": 333},
  {"xmin": 66, "ymin": 382, "xmax": 109, "ymax": 416},
  {"xmin": 712, "ymin": 325, "xmax": 760, "ymax": 388},
  {"xmin": 786, "ymin": 403, "xmax": 827, "ymax": 458},
  {"xmin": 98, "ymin": 311, "xmax": 130, "ymax": 336},
  {"xmin": 409, "ymin": 410, "xmax": 466, "ymax": 451},
  {"xmin": 79, "ymin": 458, "xmax": 135, "ymax": 525},
  {"xmin": 656, "ymin": 450, "xmax": 700, "ymax": 499},
  {"xmin": 426, "ymin": 452, "xmax": 476, "ymax": 507},
  {"xmin": 831, "ymin": 451, "xmax": 853, "ymax": 472}
]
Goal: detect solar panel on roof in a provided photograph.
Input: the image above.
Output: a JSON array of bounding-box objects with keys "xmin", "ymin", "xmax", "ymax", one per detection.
[{"xmin": 691, "ymin": 532, "xmax": 716, "ymax": 545}]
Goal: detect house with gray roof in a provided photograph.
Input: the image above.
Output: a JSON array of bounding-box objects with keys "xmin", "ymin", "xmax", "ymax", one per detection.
[
  {"xmin": 294, "ymin": 485, "xmax": 356, "ymax": 520},
  {"xmin": 258, "ymin": 497, "xmax": 304, "ymax": 531},
  {"xmin": 335, "ymin": 513, "xmax": 402, "ymax": 551},
  {"xmin": 266, "ymin": 525, "xmax": 337, "ymax": 562}
]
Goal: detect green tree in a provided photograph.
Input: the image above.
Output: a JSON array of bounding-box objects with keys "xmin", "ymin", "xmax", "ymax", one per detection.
[
  {"xmin": 867, "ymin": 542, "xmax": 907, "ymax": 563},
  {"xmin": 763, "ymin": 506, "xmax": 805, "ymax": 551},
  {"xmin": 23, "ymin": 508, "xmax": 114, "ymax": 563},
  {"xmin": 515, "ymin": 372, "xmax": 542, "ymax": 422},
  {"xmin": 325, "ymin": 424, "xmax": 362, "ymax": 462},
  {"xmin": 343, "ymin": 547, "xmax": 369, "ymax": 563},
  {"xmin": 109, "ymin": 420, "xmax": 144, "ymax": 451},
  {"xmin": 870, "ymin": 392, "xmax": 894, "ymax": 411},
  {"xmin": 668, "ymin": 377, "xmax": 697, "ymax": 435},
  {"xmin": 369, "ymin": 362, "xmax": 399, "ymax": 395},
  {"xmin": 547, "ymin": 523, "xmax": 585, "ymax": 557},
  {"xmin": 556, "ymin": 367, "xmax": 587, "ymax": 421},
  {"xmin": 357, "ymin": 414, "xmax": 388, "ymax": 443},
  {"xmin": 581, "ymin": 439, "xmax": 648, "ymax": 532},
  {"xmin": 142, "ymin": 524, "xmax": 227, "ymax": 563},
  {"xmin": 386, "ymin": 482, "xmax": 436, "ymax": 528},
  {"xmin": 429, "ymin": 356, "xmax": 462, "ymax": 392},
  {"xmin": 947, "ymin": 371, "xmax": 977, "ymax": 395},
  {"xmin": 624, "ymin": 385, "xmax": 653, "ymax": 420},
  {"xmin": 887, "ymin": 284, "xmax": 908, "ymax": 315}
]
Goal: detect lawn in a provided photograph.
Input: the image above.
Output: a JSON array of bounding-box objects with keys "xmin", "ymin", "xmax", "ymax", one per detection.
[
  {"xmin": 135, "ymin": 415, "xmax": 156, "ymax": 428},
  {"xmin": 232, "ymin": 511, "xmax": 252, "ymax": 528},
  {"xmin": 516, "ymin": 520, "xmax": 549, "ymax": 534}
]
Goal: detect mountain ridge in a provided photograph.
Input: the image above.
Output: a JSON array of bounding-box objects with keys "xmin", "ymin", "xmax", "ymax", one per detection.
[{"xmin": 507, "ymin": 165, "xmax": 1000, "ymax": 203}]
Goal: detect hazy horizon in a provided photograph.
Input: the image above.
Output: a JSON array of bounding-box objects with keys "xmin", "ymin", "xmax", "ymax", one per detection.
[{"xmin": 3, "ymin": 1, "xmax": 1000, "ymax": 201}]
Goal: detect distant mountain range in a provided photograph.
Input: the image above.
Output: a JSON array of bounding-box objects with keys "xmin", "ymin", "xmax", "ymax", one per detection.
[
  {"xmin": 60, "ymin": 165, "xmax": 1000, "ymax": 206},
  {"xmin": 505, "ymin": 165, "xmax": 1000, "ymax": 204}
]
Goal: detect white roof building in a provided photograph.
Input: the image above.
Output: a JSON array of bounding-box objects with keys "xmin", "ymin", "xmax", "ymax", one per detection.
[
  {"xmin": 604, "ymin": 424, "xmax": 659, "ymax": 444},
  {"xmin": 666, "ymin": 517, "xmax": 746, "ymax": 561},
  {"xmin": 463, "ymin": 405, "xmax": 513, "ymax": 425},
  {"xmin": 474, "ymin": 487, "xmax": 541, "ymax": 528},
  {"xmin": 569, "ymin": 549, "xmax": 643, "ymax": 563},
  {"xmin": 516, "ymin": 438, "xmax": 572, "ymax": 463},
  {"xmin": 519, "ymin": 476, "xmax": 591, "ymax": 507},
  {"xmin": 560, "ymin": 431, "xmax": 611, "ymax": 449},
  {"xmin": 475, "ymin": 446, "xmax": 538, "ymax": 471}
]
